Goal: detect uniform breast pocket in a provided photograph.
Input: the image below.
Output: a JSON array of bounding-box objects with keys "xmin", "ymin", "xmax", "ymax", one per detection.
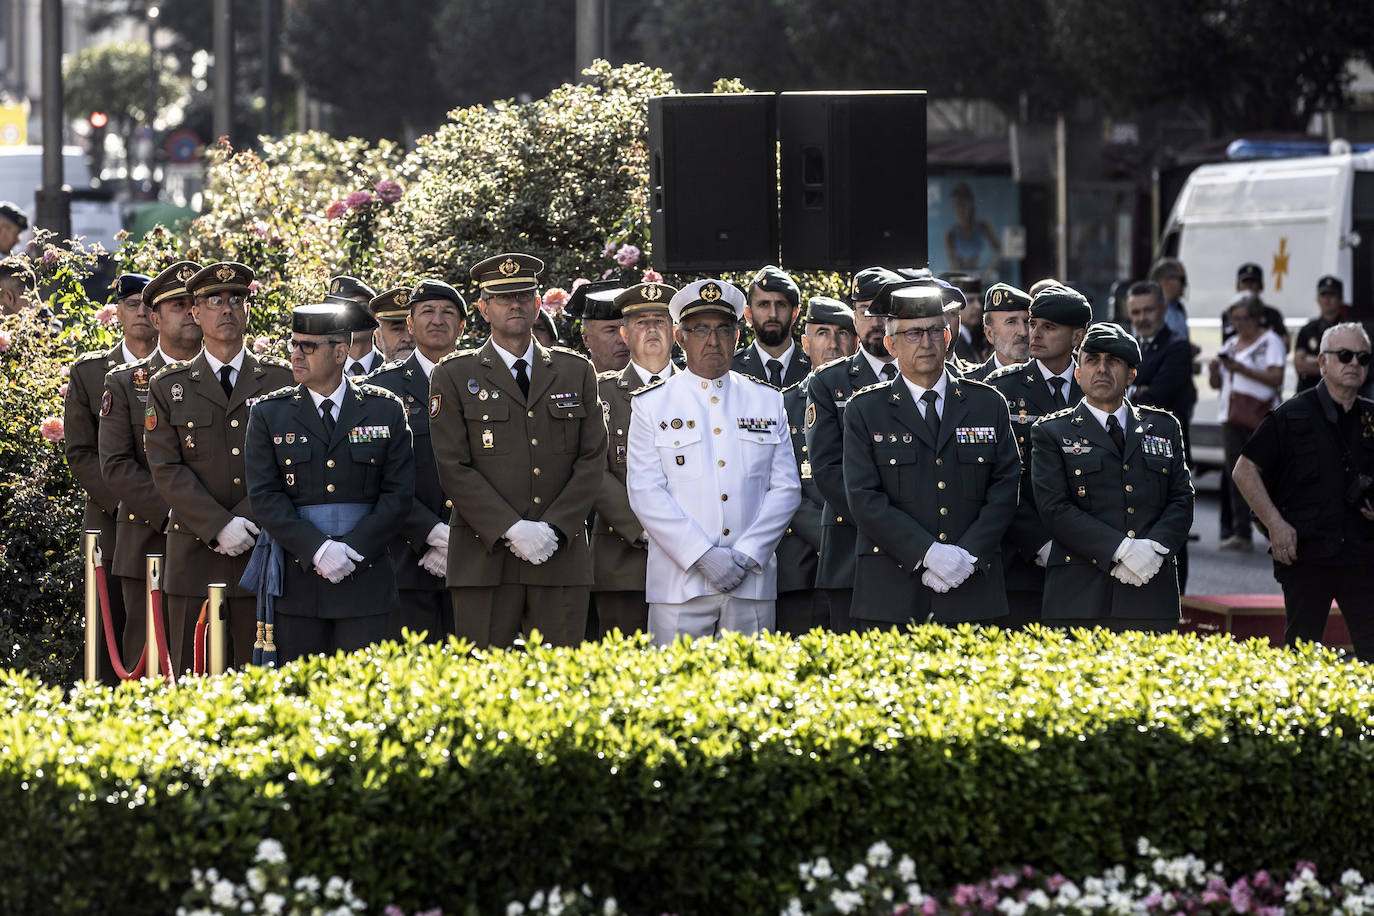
[
  {"xmin": 1064, "ymin": 453, "xmax": 1102, "ymax": 509},
  {"xmin": 467, "ymin": 400, "xmax": 510, "ymax": 455},
  {"xmin": 275, "ymin": 443, "xmax": 311, "ymax": 492},
  {"xmin": 350, "ymin": 442, "xmax": 387, "ymax": 493},
  {"xmin": 875, "ymin": 444, "xmax": 918, "ymax": 500},
  {"xmin": 656, "ymin": 426, "xmax": 704, "ymax": 481},
  {"xmin": 171, "ymin": 407, "xmax": 213, "ymax": 461},
  {"xmin": 735, "ymin": 427, "xmax": 777, "ymax": 480},
  {"xmin": 546, "ymin": 400, "xmax": 588, "ymax": 452},
  {"xmin": 955, "ymin": 444, "xmax": 995, "ymax": 500}
]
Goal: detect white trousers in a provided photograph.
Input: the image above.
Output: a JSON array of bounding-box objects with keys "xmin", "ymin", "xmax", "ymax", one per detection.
[{"xmin": 648, "ymin": 593, "xmax": 775, "ymax": 647}]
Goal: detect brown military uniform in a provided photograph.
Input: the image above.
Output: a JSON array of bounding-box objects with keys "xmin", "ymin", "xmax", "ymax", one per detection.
[
  {"xmin": 429, "ymin": 339, "xmax": 608, "ymax": 647},
  {"xmin": 64, "ymin": 342, "xmax": 129, "ymax": 683},
  {"xmin": 591, "ymin": 363, "xmax": 660, "ymax": 636},
  {"xmin": 98, "ymin": 351, "xmax": 171, "ymax": 663},
  {"xmin": 145, "ymin": 350, "xmax": 293, "ymax": 669}
]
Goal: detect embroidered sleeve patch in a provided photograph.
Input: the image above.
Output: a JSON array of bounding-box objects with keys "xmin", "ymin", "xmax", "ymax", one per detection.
[{"xmin": 430, "ymin": 394, "xmax": 441, "ymax": 418}]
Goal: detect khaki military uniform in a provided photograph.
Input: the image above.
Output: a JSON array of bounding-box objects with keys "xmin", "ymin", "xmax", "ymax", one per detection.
[
  {"xmin": 98, "ymin": 351, "xmax": 170, "ymax": 662},
  {"xmin": 145, "ymin": 350, "xmax": 293, "ymax": 669},
  {"xmin": 429, "ymin": 340, "xmax": 608, "ymax": 647},
  {"xmin": 64, "ymin": 342, "xmax": 129, "ymax": 683}
]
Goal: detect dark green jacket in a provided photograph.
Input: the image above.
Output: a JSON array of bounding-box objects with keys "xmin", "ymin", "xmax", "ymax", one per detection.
[{"xmin": 777, "ymin": 379, "xmax": 823, "ymax": 594}]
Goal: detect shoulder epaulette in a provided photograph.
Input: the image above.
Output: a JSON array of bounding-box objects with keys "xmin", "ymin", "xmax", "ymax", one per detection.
[
  {"xmin": 256, "ymin": 385, "xmax": 297, "ymax": 402},
  {"xmin": 782, "ymin": 377, "xmax": 807, "ymax": 396},
  {"xmin": 437, "ymin": 349, "xmax": 470, "ymax": 367},
  {"xmin": 852, "ymin": 380, "xmax": 888, "ymax": 397},
  {"xmin": 597, "ymin": 369, "xmax": 620, "ymax": 382},
  {"xmin": 985, "ymin": 363, "xmax": 1028, "ymax": 383},
  {"xmin": 108, "ymin": 357, "xmax": 149, "ymax": 375},
  {"xmin": 815, "ymin": 355, "xmax": 849, "ymax": 374},
  {"xmin": 1040, "ymin": 405, "xmax": 1077, "ymax": 421},
  {"xmin": 73, "ymin": 348, "xmax": 115, "ymax": 367},
  {"xmin": 152, "ymin": 360, "xmax": 194, "ymax": 382},
  {"xmin": 631, "ymin": 375, "xmax": 668, "ymax": 397},
  {"xmin": 257, "ymin": 354, "xmax": 291, "ymax": 369},
  {"xmin": 357, "ymin": 382, "xmax": 402, "ymax": 402}
]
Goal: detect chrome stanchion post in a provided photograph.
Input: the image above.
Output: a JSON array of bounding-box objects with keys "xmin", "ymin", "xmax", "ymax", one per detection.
[
  {"xmin": 207, "ymin": 583, "xmax": 227, "ymax": 675},
  {"xmin": 83, "ymin": 530, "xmax": 101, "ymax": 683},
  {"xmin": 145, "ymin": 554, "xmax": 163, "ymax": 678}
]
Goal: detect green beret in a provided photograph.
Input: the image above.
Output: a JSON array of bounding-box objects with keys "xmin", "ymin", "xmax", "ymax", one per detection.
[
  {"xmin": 849, "ymin": 267, "xmax": 904, "ymax": 306},
  {"xmin": 292, "ymin": 303, "xmax": 354, "ymax": 337},
  {"xmin": 566, "ymin": 280, "xmax": 625, "ymax": 321},
  {"xmin": 1029, "ymin": 284, "xmax": 1092, "ymax": 327},
  {"xmin": 868, "ymin": 279, "xmax": 945, "ymax": 320},
  {"xmin": 803, "ymin": 296, "xmax": 855, "ymax": 335},
  {"xmin": 1079, "ymin": 322, "xmax": 1141, "ymax": 367},
  {"xmin": 749, "ymin": 265, "xmax": 800, "ymax": 308},
  {"xmin": 983, "ymin": 282, "xmax": 1032, "ymax": 312}
]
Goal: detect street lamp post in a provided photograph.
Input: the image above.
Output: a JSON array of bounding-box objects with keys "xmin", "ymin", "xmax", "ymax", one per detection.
[{"xmin": 146, "ymin": 5, "xmax": 159, "ymax": 183}]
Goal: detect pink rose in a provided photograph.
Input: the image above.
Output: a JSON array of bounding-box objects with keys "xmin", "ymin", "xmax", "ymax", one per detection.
[
  {"xmin": 95, "ymin": 304, "xmax": 118, "ymax": 327},
  {"xmin": 252, "ymin": 336, "xmax": 271, "ymax": 354},
  {"xmin": 249, "ymin": 280, "xmax": 262, "ymax": 295},
  {"xmin": 541, "ymin": 287, "xmax": 569, "ymax": 314},
  {"xmin": 642, "ymin": 268, "xmax": 664, "ymax": 283},
  {"xmin": 0, "ymin": 329, "xmax": 10, "ymax": 353},
  {"xmin": 58, "ymin": 383, "xmax": 68, "ymax": 397},
  {"xmin": 374, "ymin": 180, "xmax": 403, "ymax": 203},
  {"xmin": 601, "ymin": 240, "xmax": 617, "ymax": 259},
  {"xmin": 615, "ymin": 244, "xmax": 641, "ymax": 268},
  {"xmin": 571, "ymin": 278, "xmax": 590, "ymax": 291},
  {"xmin": 249, "ymin": 220, "xmax": 269, "ymax": 238},
  {"xmin": 602, "ymin": 268, "xmax": 615, "ymax": 279},
  {"xmin": 325, "ymin": 200, "xmax": 347, "ymax": 220},
  {"xmin": 345, "ymin": 190, "xmax": 373, "ymax": 210},
  {"xmin": 40, "ymin": 416, "xmax": 64, "ymax": 442},
  {"xmin": 41, "ymin": 249, "xmax": 58, "ymax": 266}
]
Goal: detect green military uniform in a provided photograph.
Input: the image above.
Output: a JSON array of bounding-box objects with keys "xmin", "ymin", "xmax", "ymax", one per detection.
[
  {"xmin": 99, "ymin": 350, "xmax": 170, "ymax": 662},
  {"xmin": 245, "ymin": 370, "xmax": 414, "ymax": 661},
  {"xmin": 592, "ymin": 362, "xmax": 655, "ymax": 635},
  {"xmin": 775, "ymin": 378, "xmax": 827, "ymax": 634},
  {"xmin": 65, "ymin": 341, "xmax": 130, "ymax": 683},
  {"xmin": 843, "ymin": 369, "xmax": 1021, "ymax": 625},
  {"xmin": 146, "ymin": 351, "xmax": 293, "ymax": 668},
  {"xmin": 368, "ymin": 350, "xmax": 453, "ymax": 639}
]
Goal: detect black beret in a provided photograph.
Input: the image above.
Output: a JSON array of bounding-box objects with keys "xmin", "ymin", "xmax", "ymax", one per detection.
[
  {"xmin": 868, "ymin": 279, "xmax": 945, "ymax": 320},
  {"xmin": 566, "ymin": 280, "xmax": 625, "ymax": 321},
  {"xmin": 112, "ymin": 273, "xmax": 151, "ymax": 301},
  {"xmin": 144, "ymin": 261, "xmax": 201, "ymax": 308},
  {"xmin": 292, "ymin": 303, "xmax": 354, "ymax": 337},
  {"xmin": 323, "ymin": 294, "xmax": 379, "ymax": 332},
  {"xmin": 408, "ymin": 278, "xmax": 467, "ymax": 313},
  {"xmin": 533, "ymin": 309, "xmax": 560, "ymax": 343},
  {"xmin": 803, "ymin": 296, "xmax": 855, "ymax": 335},
  {"xmin": 939, "ymin": 271, "xmax": 982, "ymax": 297},
  {"xmin": 470, "ymin": 252, "xmax": 543, "ymax": 293},
  {"xmin": 1029, "ymin": 284, "xmax": 1092, "ymax": 327},
  {"xmin": 1318, "ymin": 274, "xmax": 1343, "ymax": 296},
  {"xmin": 614, "ymin": 281, "xmax": 675, "ymax": 315},
  {"xmin": 0, "ymin": 257, "xmax": 36, "ymax": 291},
  {"xmin": 849, "ymin": 267, "xmax": 904, "ymax": 306},
  {"xmin": 1079, "ymin": 322, "xmax": 1141, "ymax": 367},
  {"xmin": 1236, "ymin": 262, "xmax": 1263, "ymax": 288},
  {"xmin": 983, "ymin": 282, "xmax": 1032, "ymax": 312},
  {"xmin": 328, "ymin": 275, "xmax": 377, "ymax": 301},
  {"xmin": 749, "ymin": 265, "xmax": 800, "ymax": 308},
  {"xmin": 0, "ymin": 201, "xmax": 28, "ymax": 230}
]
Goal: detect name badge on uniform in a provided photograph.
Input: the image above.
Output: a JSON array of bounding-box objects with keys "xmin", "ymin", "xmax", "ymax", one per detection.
[
  {"xmin": 482, "ymin": 429, "xmax": 494, "ymax": 449},
  {"xmin": 349, "ymin": 425, "xmax": 392, "ymax": 443},
  {"xmin": 737, "ymin": 417, "xmax": 778, "ymax": 433},
  {"xmin": 551, "ymin": 392, "xmax": 581, "ymax": 409},
  {"xmin": 1143, "ymin": 434, "xmax": 1174, "ymax": 458},
  {"xmin": 616, "ymin": 444, "xmax": 626, "ymax": 463},
  {"xmin": 800, "ymin": 460, "xmax": 812, "ymax": 478},
  {"xmin": 955, "ymin": 426, "xmax": 996, "ymax": 444},
  {"xmin": 1061, "ymin": 437, "xmax": 1092, "ymax": 455}
]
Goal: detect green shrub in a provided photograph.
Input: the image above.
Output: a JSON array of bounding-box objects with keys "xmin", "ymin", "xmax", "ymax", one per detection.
[{"xmin": 0, "ymin": 627, "xmax": 1371, "ymax": 915}]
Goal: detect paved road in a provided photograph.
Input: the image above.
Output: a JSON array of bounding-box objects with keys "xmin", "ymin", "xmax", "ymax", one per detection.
[{"xmin": 1183, "ymin": 468, "xmax": 1279, "ymax": 597}]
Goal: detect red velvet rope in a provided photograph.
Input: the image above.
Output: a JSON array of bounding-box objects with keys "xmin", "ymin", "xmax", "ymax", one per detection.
[
  {"xmin": 192, "ymin": 600, "xmax": 210, "ymax": 677},
  {"xmin": 149, "ymin": 587, "xmax": 175, "ymax": 686},
  {"xmin": 93, "ymin": 565, "xmax": 147, "ymax": 680}
]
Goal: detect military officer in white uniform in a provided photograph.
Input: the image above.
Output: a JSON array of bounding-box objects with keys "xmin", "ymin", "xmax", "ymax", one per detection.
[{"xmin": 627, "ymin": 279, "xmax": 801, "ymax": 645}]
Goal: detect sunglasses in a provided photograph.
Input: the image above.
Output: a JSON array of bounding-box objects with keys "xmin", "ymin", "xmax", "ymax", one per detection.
[
  {"xmin": 289, "ymin": 338, "xmax": 347, "ymax": 355},
  {"xmin": 1322, "ymin": 348, "xmax": 1373, "ymax": 366}
]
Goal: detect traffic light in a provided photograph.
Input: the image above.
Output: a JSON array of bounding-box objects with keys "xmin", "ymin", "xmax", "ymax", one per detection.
[{"xmin": 88, "ymin": 112, "xmax": 107, "ymax": 177}]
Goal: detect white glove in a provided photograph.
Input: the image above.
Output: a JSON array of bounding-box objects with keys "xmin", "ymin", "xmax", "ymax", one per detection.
[
  {"xmin": 921, "ymin": 568, "xmax": 954, "ymax": 593},
  {"xmin": 1035, "ymin": 541, "xmax": 1052, "ymax": 568},
  {"xmin": 729, "ymin": 548, "xmax": 761, "ymax": 574},
  {"xmin": 923, "ymin": 542, "xmax": 977, "ymax": 588},
  {"xmin": 696, "ymin": 546, "xmax": 747, "ymax": 592},
  {"xmin": 504, "ymin": 520, "xmax": 557, "ymax": 564},
  {"xmin": 418, "ymin": 544, "xmax": 447, "ymax": 578},
  {"xmin": 1110, "ymin": 562, "xmax": 1146, "ymax": 587},
  {"xmin": 1114, "ymin": 538, "xmax": 1167, "ymax": 583},
  {"xmin": 213, "ymin": 516, "xmax": 260, "ymax": 556},
  {"xmin": 425, "ymin": 522, "xmax": 450, "ymax": 551},
  {"xmin": 312, "ymin": 539, "xmax": 362, "ymax": 584}
]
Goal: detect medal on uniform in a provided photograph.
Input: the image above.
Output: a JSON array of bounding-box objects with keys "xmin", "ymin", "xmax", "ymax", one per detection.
[
  {"xmin": 1077, "ymin": 485, "xmax": 1086, "ymax": 498},
  {"xmin": 873, "ymin": 433, "xmax": 882, "ymax": 443},
  {"xmin": 467, "ymin": 378, "xmax": 480, "ymax": 394},
  {"xmin": 100, "ymin": 391, "xmax": 112, "ymax": 416},
  {"xmin": 671, "ymin": 418, "xmax": 683, "ymax": 429},
  {"xmin": 490, "ymin": 391, "xmax": 500, "ymax": 399},
  {"xmin": 273, "ymin": 435, "xmax": 282, "ymax": 444},
  {"xmin": 171, "ymin": 383, "xmax": 184, "ymax": 402},
  {"xmin": 185, "ymin": 434, "xmax": 195, "ymax": 449},
  {"xmin": 285, "ymin": 473, "xmax": 295, "ymax": 486},
  {"xmin": 482, "ymin": 429, "xmax": 494, "ymax": 449},
  {"xmin": 145, "ymin": 405, "xmax": 157, "ymax": 431},
  {"xmin": 133, "ymin": 368, "xmax": 149, "ymax": 387},
  {"xmin": 479, "ymin": 389, "xmax": 489, "ymax": 401},
  {"xmin": 616, "ymin": 445, "xmax": 626, "ymax": 463},
  {"xmin": 902, "ymin": 433, "xmax": 912, "ymax": 444},
  {"xmin": 676, "ymin": 455, "xmax": 684, "ymax": 465},
  {"xmin": 286, "ymin": 432, "xmax": 296, "ymax": 443},
  {"xmin": 800, "ymin": 460, "xmax": 812, "ymax": 478},
  {"xmin": 686, "ymin": 420, "xmax": 695, "ymax": 429}
]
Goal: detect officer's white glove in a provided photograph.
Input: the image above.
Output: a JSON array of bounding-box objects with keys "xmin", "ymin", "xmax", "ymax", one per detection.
[
  {"xmin": 1114, "ymin": 537, "xmax": 1166, "ymax": 583},
  {"xmin": 921, "ymin": 568, "xmax": 955, "ymax": 594},
  {"xmin": 1035, "ymin": 541, "xmax": 1052, "ymax": 568},
  {"xmin": 313, "ymin": 539, "xmax": 362, "ymax": 584},
  {"xmin": 1110, "ymin": 562, "xmax": 1146, "ymax": 587},
  {"xmin": 729, "ymin": 548, "xmax": 762, "ymax": 574},
  {"xmin": 213, "ymin": 516, "xmax": 260, "ymax": 557},
  {"xmin": 504, "ymin": 520, "xmax": 554, "ymax": 564},
  {"xmin": 695, "ymin": 546, "xmax": 747, "ymax": 592},
  {"xmin": 418, "ymin": 544, "xmax": 447, "ymax": 578},
  {"xmin": 425, "ymin": 522, "xmax": 450, "ymax": 551},
  {"xmin": 923, "ymin": 542, "xmax": 977, "ymax": 588}
]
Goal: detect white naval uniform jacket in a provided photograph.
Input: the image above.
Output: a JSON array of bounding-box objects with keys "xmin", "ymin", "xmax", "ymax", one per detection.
[{"xmin": 627, "ymin": 369, "xmax": 802, "ymax": 604}]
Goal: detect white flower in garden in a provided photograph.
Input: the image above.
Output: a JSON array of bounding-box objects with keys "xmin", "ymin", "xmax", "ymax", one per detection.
[
  {"xmin": 906, "ymin": 883, "xmax": 925, "ymax": 905},
  {"xmin": 262, "ymin": 894, "xmax": 286, "ymax": 916},
  {"xmin": 845, "ymin": 864, "xmax": 868, "ymax": 888},
  {"xmin": 798, "ymin": 862, "xmax": 812, "ymax": 880},
  {"xmin": 246, "ymin": 867, "xmax": 267, "ymax": 893},
  {"xmin": 240, "ymin": 900, "xmax": 255, "ymax": 913},
  {"xmin": 783, "ymin": 898, "xmax": 804, "ymax": 916},
  {"xmin": 997, "ymin": 899, "xmax": 1027, "ymax": 916},
  {"xmin": 602, "ymin": 898, "xmax": 618, "ymax": 915},
  {"xmin": 1025, "ymin": 890, "xmax": 1050, "ymax": 909},
  {"xmin": 324, "ymin": 876, "xmax": 346, "ymax": 900},
  {"xmin": 256, "ymin": 839, "xmax": 287, "ymax": 865},
  {"xmin": 1160, "ymin": 891, "xmax": 1177, "ymax": 911},
  {"xmin": 829, "ymin": 888, "xmax": 862, "ymax": 914},
  {"xmin": 507, "ymin": 903, "xmax": 526, "ymax": 916},
  {"xmin": 812, "ymin": 857, "xmax": 832, "ymax": 880},
  {"xmin": 211, "ymin": 879, "xmax": 238, "ymax": 907},
  {"xmin": 898, "ymin": 856, "xmax": 917, "ymax": 882},
  {"xmin": 867, "ymin": 841, "xmax": 893, "ymax": 867},
  {"xmin": 530, "ymin": 890, "xmax": 546, "ymax": 910},
  {"xmin": 295, "ymin": 875, "xmax": 320, "ymax": 894},
  {"xmin": 1345, "ymin": 870, "xmax": 1366, "ymax": 888}
]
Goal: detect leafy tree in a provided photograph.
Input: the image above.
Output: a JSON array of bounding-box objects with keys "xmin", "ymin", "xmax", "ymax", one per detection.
[
  {"xmin": 430, "ymin": 0, "xmax": 578, "ymax": 108},
  {"xmin": 62, "ymin": 42, "xmax": 180, "ymax": 160}
]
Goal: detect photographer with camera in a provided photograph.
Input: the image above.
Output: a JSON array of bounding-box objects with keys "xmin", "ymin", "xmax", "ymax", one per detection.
[{"xmin": 1232, "ymin": 322, "xmax": 1374, "ymax": 661}]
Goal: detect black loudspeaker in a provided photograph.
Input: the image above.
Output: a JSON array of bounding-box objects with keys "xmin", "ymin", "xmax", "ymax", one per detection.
[
  {"xmin": 648, "ymin": 94, "xmax": 778, "ymax": 273},
  {"xmin": 779, "ymin": 91, "xmax": 928, "ymax": 272}
]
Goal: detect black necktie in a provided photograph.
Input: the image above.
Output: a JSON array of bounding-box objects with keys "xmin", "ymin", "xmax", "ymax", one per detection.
[
  {"xmin": 219, "ymin": 365, "xmax": 234, "ymax": 399},
  {"xmin": 321, "ymin": 399, "xmax": 335, "ymax": 436},
  {"xmin": 921, "ymin": 389, "xmax": 940, "ymax": 436},
  {"xmin": 881, "ymin": 364, "xmax": 898, "ymax": 382},
  {"xmin": 513, "ymin": 358, "xmax": 530, "ymax": 399},
  {"xmin": 1107, "ymin": 414, "xmax": 1125, "ymax": 454},
  {"xmin": 1049, "ymin": 376, "xmax": 1066, "ymax": 409},
  {"xmin": 350, "ymin": 360, "xmax": 366, "ymax": 377},
  {"xmin": 648, "ymin": 374, "xmax": 661, "ymax": 385},
  {"xmin": 766, "ymin": 359, "xmax": 783, "ymax": 388}
]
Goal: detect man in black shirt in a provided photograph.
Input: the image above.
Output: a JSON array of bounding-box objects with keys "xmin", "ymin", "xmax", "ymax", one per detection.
[
  {"xmin": 1232, "ymin": 322, "xmax": 1374, "ymax": 661},
  {"xmin": 1292, "ymin": 275, "xmax": 1351, "ymax": 393}
]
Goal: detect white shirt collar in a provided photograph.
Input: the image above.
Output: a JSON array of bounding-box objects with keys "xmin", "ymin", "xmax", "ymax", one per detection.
[
  {"xmin": 902, "ymin": 370, "xmax": 949, "ymax": 410},
  {"xmin": 1084, "ymin": 400, "xmax": 1128, "ymax": 434},
  {"xmin": 155, "ymin": 346, "xmax": 180, "ymax": 365},
  {"xmin": 754, "ymin": 340, "xmax": 795, "ymax": 374},
  {"xmin": 1035, "ymin": 358, "xmax": 1075, "ymax": 386},
  {"xmin": 992, "ymin": 353, "xmax": 1015, "ymax": 371},
  {"xmin": 413, "ymin": 349, "xmax": 439, "ymax": 378},
  {"xmin": 491, "ymin": 338, "xmax": 535, "ymax": 373},
  {"xmin": 860, "ymin": 347, "xmax": 896, "ymax": 380},
  {"xmin": 351, "ymin": 350, "xmax": 377, "ymax": 372},
  {"xmin": 121, "ymin": 342, "xmax": 140, "ymax": 365},
  {"xmin": 631, "ymin": 360, "xmax": 672, "ymax": 386},
  {"xmin": 203, "ymin": 347, "xmax": 246, "ymax": 376},
  {"xmin": 307, "ymin": 377, "xmax": 348, "ymax": 414}
]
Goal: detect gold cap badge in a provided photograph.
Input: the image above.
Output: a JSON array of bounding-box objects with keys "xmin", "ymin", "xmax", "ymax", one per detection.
[
  {"xmin": 643, "ymin": 284, "xmax": 662, "ymax": 301},
  {"xmin": 177, "ymin": 266, "xmax": 196, "ymax": 282},
  {"xmin": 701, "ymin": 283, "xmax": 721, "ymax": 303},
  {"xmin": 498, "ymin": 257, "xmax": 519, "ymax": 277},
  {"xmin": 216, "ymin": 266, "xmax": 235, "ymax": 282}
]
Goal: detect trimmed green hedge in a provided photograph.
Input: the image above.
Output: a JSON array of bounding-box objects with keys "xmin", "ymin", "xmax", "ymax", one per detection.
[{"xmin": 2, "ymin": 627, "xmax": 1372, "ymax": 915}]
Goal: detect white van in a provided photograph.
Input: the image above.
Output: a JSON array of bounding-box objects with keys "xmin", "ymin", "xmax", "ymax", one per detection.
[{"xmin": 0, "ymin": 145, "xmax": 122, "ymax": 252}]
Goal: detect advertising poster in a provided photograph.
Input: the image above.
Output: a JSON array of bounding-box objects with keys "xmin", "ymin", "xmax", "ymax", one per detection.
[{"xmin": 927, "ymin": 176, "xmax": 1022, "ymax": 286}]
